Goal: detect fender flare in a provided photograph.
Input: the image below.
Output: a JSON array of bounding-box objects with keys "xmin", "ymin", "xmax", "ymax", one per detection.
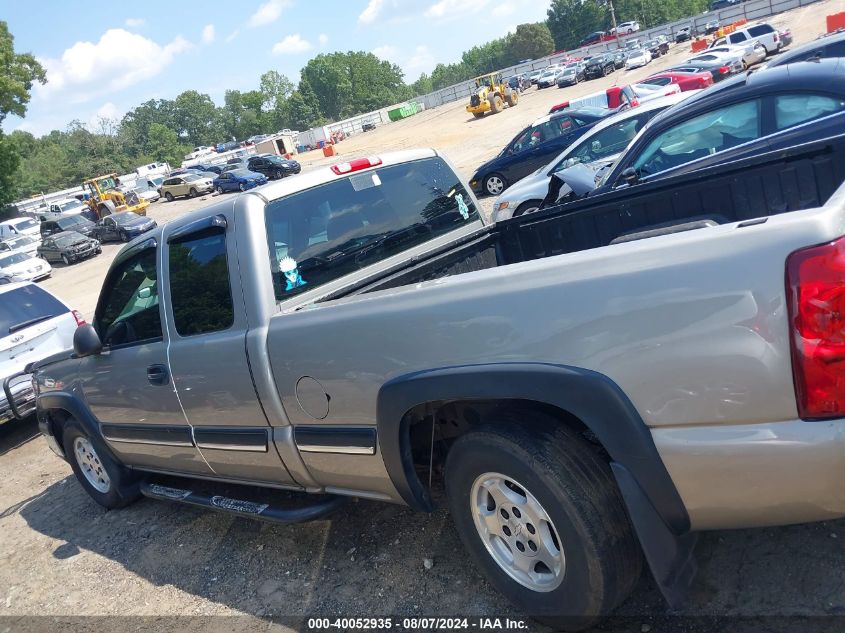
[
  {"xmin": 37, "ymin": 391, "xmax": 119, "ymax": 463},
  {"xmin": 376, "ymin": 362, "xmax": 690, "ymax": 534}
]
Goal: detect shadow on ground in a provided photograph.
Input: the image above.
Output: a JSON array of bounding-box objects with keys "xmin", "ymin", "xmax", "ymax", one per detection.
[{"xmin": 11, "ymin": 453, "xmax": 845, "ymax": 632}]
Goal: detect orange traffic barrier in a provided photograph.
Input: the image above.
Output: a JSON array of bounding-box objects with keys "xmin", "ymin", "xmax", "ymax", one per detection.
[
  {"xmin": 828, "ymin": 11, "xmax": 845, "ymax": 32},
  {"xmin": 322, "ymin": 145, "xmax": 336, "ymax": 158},
  {"xmin": 691, "ymin": 38, "xmax": 708, "ymax": 52}
]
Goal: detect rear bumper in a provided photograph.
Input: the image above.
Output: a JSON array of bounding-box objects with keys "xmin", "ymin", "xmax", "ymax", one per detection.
[
  {"xmin": 1, "ymin": 374, "xmax": 35, "ymax": 424},
  {"xmin": 654, "ymin": 418, "xmax": 845, "ymax": 530}
]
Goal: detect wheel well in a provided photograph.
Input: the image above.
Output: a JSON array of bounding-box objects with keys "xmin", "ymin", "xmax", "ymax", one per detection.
[
  {"xmin": 404, "ymin": 399, "xmax": 605, "ymax": 496},
  {"xmin": 44, "ymin": 408, "xmax": 72, "ymax": 455}
]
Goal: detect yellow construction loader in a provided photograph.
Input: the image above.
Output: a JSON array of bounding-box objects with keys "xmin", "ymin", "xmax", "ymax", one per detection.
[
  {"xmin": 466, "ymin": 72, "xmax": 518, "ymax": 119},
  {"xmin": 83, "ymin": 174, "xmax": 149, "ymax": 219}
]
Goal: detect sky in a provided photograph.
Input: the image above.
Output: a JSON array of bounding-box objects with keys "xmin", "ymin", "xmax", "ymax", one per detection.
[{"xmin": 3, "ymin": 0, "xmax": 551, "ymax": 137}]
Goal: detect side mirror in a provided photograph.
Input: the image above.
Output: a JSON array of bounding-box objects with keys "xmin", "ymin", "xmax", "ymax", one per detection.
[
  {"xmin": 73, "ymin": 324, "xmax": 102, "ymax": 358},
  {"xmin": 138, "ymin": 287, "xmax": 152, "ymax": 299},
  {"xmin": 621, "ymin": 167, "xmax": 640, "ymax": 186}
]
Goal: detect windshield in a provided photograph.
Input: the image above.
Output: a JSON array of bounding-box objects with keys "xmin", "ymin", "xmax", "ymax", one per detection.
[
  {"xmin": 113, "ymin": 213, "xmax": 141, "ymax": 226},
  {"xmin": 185, "ymin": 174, "xmax": 204, "ymax": 182},
  {"xmin": 10, "ymin": 218, "xmax": 38, "ymax": 231},
  {"xmin": 55, "ymin": 233, "xmax": 84, "ymax": 246},
  {"xmin": 264, "ymin": 156, "xmax": 479, "ymax": 302},
  {"xmin": 61, "ymin": 200, "xmax": 85, "ymax": 211},
  {"xmin": 96, "ymin": 177, "xmax": 117, "ymax": 191},
  {"xmin": 59, "ymin": 216, "xmax": 92, "ymax": 229},
  {"xmin": 6, "ymin": 236, "xmax": 36, "ymax": 248},
  {"xmin": 0, "ymin": 253, "xmax": 30, "ymax": 267},
  {"xmin": 0, "ymin": 285, "xmax": 66, "ymax": 334}
]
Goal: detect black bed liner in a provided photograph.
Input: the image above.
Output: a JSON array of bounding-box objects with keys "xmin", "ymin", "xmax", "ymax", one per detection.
[{"xmin": 343, "ymin": 132, "xmax": 845, "ymax": 298}]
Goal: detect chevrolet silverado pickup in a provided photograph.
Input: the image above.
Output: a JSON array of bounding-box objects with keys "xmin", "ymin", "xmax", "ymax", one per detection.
[{"xmin": 12, "ymin": 137, "xmax": 845, "ymax": 627}]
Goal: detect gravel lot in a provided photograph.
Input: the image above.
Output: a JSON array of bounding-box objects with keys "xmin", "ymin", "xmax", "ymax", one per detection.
[{"xmin": 2, "ymin": 3, "xmax": 844, "ymax": 630}]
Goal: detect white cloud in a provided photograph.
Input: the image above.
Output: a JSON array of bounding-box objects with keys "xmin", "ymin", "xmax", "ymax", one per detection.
[
  {"xmin": 424, "ymin": 0, "xmax": 490, "ymax": 20},
  {"xmin": 359, "ymin": 0, "xmax": 386, "ymax": 24},
  {"xmin": 404, "ymin": 45, "xmax": 436, "ymax": 77},
  {"xmin": 202, "ymin": 24, "xmax": 215, "ymax": 44},
  {"xmin": 248, "ymin": 0, "xmax": 291, "ymax": 27},
  {"xmin": 35, "ymin": 29, "xmax": 192, "ymax": 105},
  {"xmin": 318, "ymin": 33, "xmax": 329, "ymax": 46},
  {"xmin": 372, "ymin": 45, "xmax": 400, "ymax": 62},
  {"xmin": 492, "ymin": 4, "xmax": 516, "ymax": 17},
  {"xmin": 225, "ymin": 30, "xmax": 240, "ymax": 42},
  {"xmin": 272, "ymin": 34, "xmax": 312, "ymax": 55},
  {"xmin": 87, "ymin": 102, "xmax": 121, "ymax": 128},
  {"xmin": 125, "ymin": 17, "xmax": 145, "ymax": 28}
]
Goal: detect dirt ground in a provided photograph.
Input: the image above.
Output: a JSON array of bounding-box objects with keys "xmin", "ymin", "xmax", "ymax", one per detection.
[{"xmin": 3, "ymin": 2, "xmax": 845, "ymax": 630}]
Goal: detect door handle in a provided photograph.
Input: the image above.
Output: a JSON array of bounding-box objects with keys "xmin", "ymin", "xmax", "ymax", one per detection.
[{"xmin": 147, "ymin": 364, "xmax": 169, "ymax": 386}]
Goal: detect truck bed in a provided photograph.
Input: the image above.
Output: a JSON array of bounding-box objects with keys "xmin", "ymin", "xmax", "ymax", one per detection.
[{"xmin": 343, "ymin": 133, "xmax": 845, "ymax": 297}]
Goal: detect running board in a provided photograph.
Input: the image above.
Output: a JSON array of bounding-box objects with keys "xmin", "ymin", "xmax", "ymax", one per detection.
[{"xmin": 140, "ymin": 479, "xmax": 347, "ymax": 523}]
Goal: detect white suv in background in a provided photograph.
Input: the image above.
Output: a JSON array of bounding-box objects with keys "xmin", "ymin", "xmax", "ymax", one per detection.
[
  {"xmin": 711, "ymin": 22, "xmax": 782, "ymax": 54},
  {"xmin": 616, "ymin": 21, "xmax": 640, "ymax": 34},
  {"xmin": 1, "ymin": 282, "xmax": 82, "ymax": 424}
]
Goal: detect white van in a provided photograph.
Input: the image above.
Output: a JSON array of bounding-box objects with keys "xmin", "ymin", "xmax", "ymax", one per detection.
[
  {"xmin": 711, "ymin": 22, "xmax": 782, "ymax": 55},
  {"xmin": 0, "ymin": 217, "xmax": 42, "ymax": 242}
]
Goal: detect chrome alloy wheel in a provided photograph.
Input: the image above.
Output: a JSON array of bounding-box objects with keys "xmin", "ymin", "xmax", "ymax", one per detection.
[
  {"xmin": 73, "ymin": 436, "xmax": 111, "ymax": 493},
  {"xmin": 470, "ymin": 472, "xmax": 565, "ymax": 592}
]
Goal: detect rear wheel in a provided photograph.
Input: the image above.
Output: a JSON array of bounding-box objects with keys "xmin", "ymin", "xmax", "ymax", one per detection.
[
  {"xmin": 62, "ymin": 420, "xmax": 140, "ymax": 510},
  {"xmin": 484, "ymin": 173, "xmax": 507, "ymax": 197},
  {"xmin": 445, "ymin": 420, "xmax": 642, "ymax": 629},
  {"xmin": 506, "ymin": 91, "xmax": 519, "ymax": 107}
]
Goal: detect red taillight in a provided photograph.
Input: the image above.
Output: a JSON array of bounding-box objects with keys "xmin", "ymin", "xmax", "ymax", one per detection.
[
  {"xmin": 72, "ymin": 310, "xmax": 86, "ymax": 326},
  {"xmin": 718, "ymin": 66, "xmax": 730, "ymax": 74},
  {"xmin": 786, "ymin": 236, "xmax": 845, "ymax": 419},
  {"xmin": 630, "ymin": 97, "xmax": 640, "ymax": 107},
  {"xmin": 330, "ymin": 156, "xmax": 382, "ymax": 175}
]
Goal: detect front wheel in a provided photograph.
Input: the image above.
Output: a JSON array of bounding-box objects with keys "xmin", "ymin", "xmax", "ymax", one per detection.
[
  {"xmin": 62, "ymin": 421, "xmax": 140, "ymax": 510},
  {"xmin": 484, "ymin": 173, "xmax": 507, "ymax": 197},
  {"xmin": 164, "ymin": 192, "xmax": 174, "ymax": 202},
  {"xmin": 274, "ymin": 169, "xmax": 283, "ymax": 179},
  {"xmin": 514, "ymin": 200, "xmax": 542, "ymax": 217},
  {"xmin": 239, "ymin": 183, "xmax": 247, "ymax": 192},
  {"xmin": 445, "ymin": 420, "xmax": 642, "ymax": 629},
  {"xmin": 61, "ymin": 254, "xmax": 70, "ymax": 265},
  {"xmin": 216, "ymin": 186, "xmax": 224, "ymax": 194},
  {"xmin": 189, "ymin": 187, "xmax": 198, "ymax": 198}
]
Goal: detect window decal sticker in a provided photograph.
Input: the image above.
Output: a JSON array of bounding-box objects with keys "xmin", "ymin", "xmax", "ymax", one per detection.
[
  {"xmin": 280, "ymin": 256, "xmax": 307, "ymax": 291},
  {"xmin": 456, "ymin": 193, "xmax": 470, "ymax": 220}
]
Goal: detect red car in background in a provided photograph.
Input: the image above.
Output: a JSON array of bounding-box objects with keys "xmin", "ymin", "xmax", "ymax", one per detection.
[{"xmin": 639, "ymin": 71, "xmax": 713, "ymax": 92}]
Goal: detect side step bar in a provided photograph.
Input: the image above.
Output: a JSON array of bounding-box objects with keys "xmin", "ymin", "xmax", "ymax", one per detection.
[{"xmin": 140, "ymin": 480, "xmax": 347, "ymax": 523}]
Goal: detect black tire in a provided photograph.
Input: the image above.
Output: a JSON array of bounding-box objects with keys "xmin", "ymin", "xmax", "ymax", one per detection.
[
  {"xmin": 514, "ymin": 200, "xmax": 542, "ymax": 217},
  {"xmin": 165, "ymin": 192, "xmax": 174, "ymax": 202},
  {"xmin": 62, "ymin": 420, "xmax": 140, "ymax": 510},
  {"xmin": 483, "ymin": 173, "xmax": 507, "ymax": 197},
  {"xmin": 473, "ymin": 112, "xmax": 485, "ymax": 119},
  {"xmin": 274, "ymin": 169, "xmax": 283, "ymax": 179},
  {"xmin": 61, "ymin": 254, "xmax": 70, "ymax": 265},
  {"xmin": 189, "ymin": 187, "xmax": 198, "ymax": 198},
  {"xmin": 120, "ymin": 230, "xmax": 129, "ymax": 242},
  {"xmin": 239, "ymin": 183, "xmax": 247, "ymax": 192},
  {"xmin": 216, "ymin": 186, "xmax": 224, "ymax": 194},
  {"xmin": 445, "ymin": 418, "xmax": 642, "ymax": 629}
]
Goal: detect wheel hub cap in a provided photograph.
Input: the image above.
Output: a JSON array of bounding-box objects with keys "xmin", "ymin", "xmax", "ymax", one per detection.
[
  {"xmin": 487, "ymin": 178, "xmax": 504, "ymax": 195},
  {"xmin": 74, "ymin": 437, "xmax": 111, "ymax": 493},
  {"xmin": 470, "ymin": 472, "xmax": 565, "ymax": 592}
]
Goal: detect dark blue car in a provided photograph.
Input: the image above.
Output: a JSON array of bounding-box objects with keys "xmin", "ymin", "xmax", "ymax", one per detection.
[
  {"xmin": 469, "ymin": 107, "xmax": 614, "ymax": 196},
  {"xmin": 213, "ymin": 169, "xmax": 268, "ymax": 193}
]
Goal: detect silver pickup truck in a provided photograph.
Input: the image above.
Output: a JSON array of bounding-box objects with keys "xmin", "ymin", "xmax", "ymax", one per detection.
[{"xmin": 15, "ymin": 137, "xmax": 845, "ymax": 628}]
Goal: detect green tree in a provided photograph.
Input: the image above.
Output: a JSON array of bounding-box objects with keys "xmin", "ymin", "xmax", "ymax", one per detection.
[
  {"xmin": 173, "ymin": 90, "xmax": 220, "ymax": 146},
  {"xmin": 0, "ymin": 20, "xmax": 46, "ymax": 205},
  {"xmin": 259, "ymin": 70, "xmax": 294, "ymax": 110},
  {"xmin": 147, "ymin": 122, "xmax": 188, "ymax": 166},
  {"xmin": 547, "ymin": 0, "xmax": 606, "ymax": 51},
  {"xmin": 508, "ymin": 23, "xmax": 555, "ymax": 61}
]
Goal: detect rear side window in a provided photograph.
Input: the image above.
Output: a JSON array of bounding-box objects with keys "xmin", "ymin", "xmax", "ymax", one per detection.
[
  {"xmin": 264, "ymin": 156, "xmax": 479, "ymax": 302},
  {"xmin": 748, "ymin": 24, "xmax": 773, "ymax": 36},
  {"xmin": 774, "ymin": 94, "xmax": 845, "ymax": 130},
  {"xmin": 168, "ymin": 229, "xmax": 234, "ymax": 336},
  {"xmin": 0, "ymin": 286, "xmax": 67, "ymax": 334},
  {"xmin": 643, "ymin": 77, "xmax": 672, "ymax": 86},
  {"xmin": 731, "ymin": 32, "xmax": 748, "ymax": 42}
]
